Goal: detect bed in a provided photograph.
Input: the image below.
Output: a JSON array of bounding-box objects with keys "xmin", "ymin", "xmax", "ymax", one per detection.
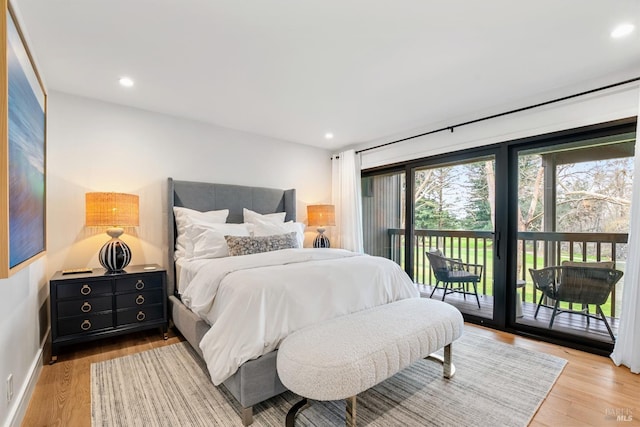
[{"xmin": 166, "ymin": 178, "xmax": 419, "ymax": 425}]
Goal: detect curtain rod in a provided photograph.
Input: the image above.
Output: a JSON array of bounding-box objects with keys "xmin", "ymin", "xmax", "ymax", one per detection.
[{"xmin": 354, "ymin": 76, "xmax": 640, "ymax": 155}]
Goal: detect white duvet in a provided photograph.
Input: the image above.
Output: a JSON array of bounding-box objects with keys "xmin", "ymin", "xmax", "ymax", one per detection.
[{"xmin": 180, "ymin": 248, "xmax": 419, "ymax": 385}]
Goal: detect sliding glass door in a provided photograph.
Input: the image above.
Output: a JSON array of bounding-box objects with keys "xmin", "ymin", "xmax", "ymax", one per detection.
[
  {"xmin": 361, "ymin": 149, "xmax": 502, "ymax": 324},
  {"xmin": 361, "ymin": 118, "xmax": 636, "ymax": 353},
  {"xmin": 511, "ymin": 129, "xmax": 635, "ymax": 348}
]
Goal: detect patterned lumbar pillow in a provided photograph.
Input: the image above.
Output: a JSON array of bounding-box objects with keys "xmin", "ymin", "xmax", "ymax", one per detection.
[{"xmin": 225, "ymin": 232, "xmax": 299, "ymax": 256}]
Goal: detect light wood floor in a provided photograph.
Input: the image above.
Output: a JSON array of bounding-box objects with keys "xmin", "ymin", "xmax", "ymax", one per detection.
[{"xmin": 22, "ymin": 324, "xmax": 640, "ymax": 427}]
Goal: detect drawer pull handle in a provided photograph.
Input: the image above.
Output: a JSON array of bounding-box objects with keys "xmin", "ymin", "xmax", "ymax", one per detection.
[
  {"xmin": 135, "ymin": 280, "xmax": 145, "ymax": 290},
  {"xmin": 135, "ymin": 295, "xmax": 145, "ymax": 305},
  {"xmin": 81, "ymin": 302, "xmax": 92, "ymax": 313},
  {"xmin": 80, "ymin": 284, "xmax": 92, "ymax": 295},
  {"xmin": 81, "ymin": 319, "xmax": 92, "ymax": 331},
  {"xmin": 136, "ymin": 311, "xmax": 146, "ymax": 321}
]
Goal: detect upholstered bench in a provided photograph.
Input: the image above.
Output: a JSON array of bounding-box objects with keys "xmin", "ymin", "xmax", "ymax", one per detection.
[{"xmin": 276, "ymin": 297, "xmax": 464, "ymax": 426}]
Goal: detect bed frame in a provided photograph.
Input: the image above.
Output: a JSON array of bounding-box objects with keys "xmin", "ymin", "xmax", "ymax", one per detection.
[{"xmin": 166, "ymin": 178, "xmax": 296, "ymax": 426}]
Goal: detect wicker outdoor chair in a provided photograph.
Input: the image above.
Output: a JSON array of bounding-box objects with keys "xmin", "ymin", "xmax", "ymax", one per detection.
[
  {"xmin": 529, "ymin": 263, "xmax": 623, "ymax": 341},
  {"xmin": 426, "ymin": 249, "xmax": 483, "ymax": 308}
]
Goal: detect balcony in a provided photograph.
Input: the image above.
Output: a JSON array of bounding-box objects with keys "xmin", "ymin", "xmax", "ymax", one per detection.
[{"xmin": 388, "ymin": 228, "xmax": 628, "ymax": 343}]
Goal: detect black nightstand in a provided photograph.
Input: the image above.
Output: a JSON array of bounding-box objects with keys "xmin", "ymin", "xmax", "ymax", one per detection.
[{"xmin": 49, "ymin": 264, "xmax": 167, "ymax": 363}]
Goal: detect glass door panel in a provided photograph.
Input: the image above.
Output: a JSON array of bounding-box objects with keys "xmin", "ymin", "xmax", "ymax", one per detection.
[
  {"xmin": 362, "ymin": 171, "xmax": 406, "ymax": 267},
  {"xmin": 514, "ymin": 133, "xmax": 634, "ymax": 344},
  {"xmin": 414, "ymin": 156, "xmax": 496, "ymax": 320}
]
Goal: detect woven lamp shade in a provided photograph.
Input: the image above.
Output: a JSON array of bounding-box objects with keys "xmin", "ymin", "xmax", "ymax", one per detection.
[
  {"xmin": 307, "ymin": 204, "xmax": 335, "ymax": 248},
  {"xmin": 307, "ymin": 204, "xmax": 336, "ymax": 227},
  {"xmin": 85, "ymin": 192, "xmax": 139, "ymax": 272},
  {"xmin": 86, "ymin": 192, "xmax": 139, "ymax": 227}
]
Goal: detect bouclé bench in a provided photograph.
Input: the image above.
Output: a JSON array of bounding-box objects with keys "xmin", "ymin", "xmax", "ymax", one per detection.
[{"xmin": 277, "ymin": 297, "xmax": 464, "ymax": 426}]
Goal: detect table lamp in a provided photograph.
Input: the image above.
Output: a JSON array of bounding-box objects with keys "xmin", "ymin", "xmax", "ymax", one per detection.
[
  {"xmin": 307, "ymin": 204, "xmax": 336, "ymax": 248},
  {"xmin": 86, "ymin": 192, "xmax": 139, "ymax": 272}
]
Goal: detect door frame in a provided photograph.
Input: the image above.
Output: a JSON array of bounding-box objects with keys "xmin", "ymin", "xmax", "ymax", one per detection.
[{"xmin": 404, "ymin": 145, "xmax": 506, "ymax": 327}]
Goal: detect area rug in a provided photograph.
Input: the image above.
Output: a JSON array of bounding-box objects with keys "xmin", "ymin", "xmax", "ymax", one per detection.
[{"xmin": 91, "ymin": 333, "xmax": 566, "ymax": 426}]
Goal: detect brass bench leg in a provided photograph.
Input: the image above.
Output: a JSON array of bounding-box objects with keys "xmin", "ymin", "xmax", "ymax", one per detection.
[
  {"xmin": 346, "ymin": 395, "xmax": 357, "ymax": 427},
  {"xmin": 425, "ymin": 343, "xmax": 456, "ymax": 379}
]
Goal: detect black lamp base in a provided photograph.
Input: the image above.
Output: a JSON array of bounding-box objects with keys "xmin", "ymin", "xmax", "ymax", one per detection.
[
  {"xmin": 99, "ymin": 238, "xmax": 132, "ymax": 272},
  {"xmin": 313, "ymin": 232, "xmax": 331, "ymax": 248}
]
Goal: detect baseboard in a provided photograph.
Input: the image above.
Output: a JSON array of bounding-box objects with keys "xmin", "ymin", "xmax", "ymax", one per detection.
[
  {"xmin": 5, "ymin": 332, "xmax": 47, "ymax": 427},
  {"xmin": 40, "ymin": 327, "xmax": 52, "ymax": 367}
]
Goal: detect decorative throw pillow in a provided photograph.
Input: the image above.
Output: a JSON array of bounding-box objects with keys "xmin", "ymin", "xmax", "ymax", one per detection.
[
  {"xmin": 251, "ymin": 217, "xmax": 305, "ymax": 248},
  {"xmin": 225, "ymin": 232, "xmax": 298, "ymax": 256}
]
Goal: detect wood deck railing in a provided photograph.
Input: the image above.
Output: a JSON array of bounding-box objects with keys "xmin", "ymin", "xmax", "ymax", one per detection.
[{"xmin": 387, "ymin": 228, "xmax": 628, "ymax": 318}]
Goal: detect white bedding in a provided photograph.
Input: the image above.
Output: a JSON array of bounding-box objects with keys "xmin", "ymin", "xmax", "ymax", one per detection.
[
  {"xmin": 175, "ymin": 257, "xmax": 211, "ymax": 294},
  {"xmin": 179, "ymin": 248, "xmax": 419, "ymax": 385}
]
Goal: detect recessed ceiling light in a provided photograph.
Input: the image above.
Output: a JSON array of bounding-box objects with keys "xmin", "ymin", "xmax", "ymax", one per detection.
[
  {"xmin": 324, "ymin": 132, "xmax": 334, "ymax": 140},
  {"xmin": 119, "ymin": 77, "xmax": 134, "ymax": 87},
  {"xmin": 611, "ymin": 23, "xmax": 635, "ymax": 39}
]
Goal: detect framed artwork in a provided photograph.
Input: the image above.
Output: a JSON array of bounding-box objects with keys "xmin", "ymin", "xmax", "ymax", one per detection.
[{"xmin": 0, "ymin": 1, "xmax": 47, "ymax": 278}]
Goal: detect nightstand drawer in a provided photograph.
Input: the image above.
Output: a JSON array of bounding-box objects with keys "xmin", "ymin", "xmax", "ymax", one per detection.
[
  {"xmin": 57, "ymin": 280, "xmax": 112, "ymax": 299},
  {"xmin": 115, "ymin": 274, "xmax": 163, "ymax": 293},
  {"xmin": 116, "ymin": 290, "xmax": 164, "ymax": 309},
  {"xmin": 58, "ymin": 312, "xmax": 113, "ymax": 336},
  {"xmin": 116, "ymin": 305, "xmax": 164, "ymax": 326},
  {"xmin": 58, "ymin": 296, "xmax": 112, "ymax": 317}
]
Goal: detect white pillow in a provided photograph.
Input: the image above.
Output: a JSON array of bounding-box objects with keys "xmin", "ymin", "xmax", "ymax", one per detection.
[
  {"xmin": 173, "ymin": 207, "xmax": 229, "ymax": 258},
  {"xmin": 243, "ymin": 208, "xmax": 286, "ymax": 224},
  {"xmin": 252, "ymin": 217, "xmax": 305, "ymax": 248},
  {"xmin": 185, "ymin": 221, "xmax": 251, "ymax": 259}
]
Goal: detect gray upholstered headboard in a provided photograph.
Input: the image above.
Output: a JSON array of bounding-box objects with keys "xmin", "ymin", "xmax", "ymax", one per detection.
[{"xmin": 166, "ymin": 178, "xmax": 296, "ymax": 296}]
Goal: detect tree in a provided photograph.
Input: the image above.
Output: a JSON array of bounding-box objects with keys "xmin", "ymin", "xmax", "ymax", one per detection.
[
  {"xmin": 461, "ymin": 161, "xmax": 494, "ymax": 231},
  {"xmin": 518, "ymin": 155, "xmax": 545, "ymax": 232},
  {"xmin": 414, "ymin": 166, "xmax": 462, "ymax": 230},
  {"xmin": 556, "ymin": 158, "xmax": 632, "ymax": 233}
]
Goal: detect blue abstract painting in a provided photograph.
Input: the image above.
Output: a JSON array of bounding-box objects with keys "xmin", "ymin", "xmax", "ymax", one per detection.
[{"xmin": 7, "ymin": 12, "xmax": 45, "ymax": 269}]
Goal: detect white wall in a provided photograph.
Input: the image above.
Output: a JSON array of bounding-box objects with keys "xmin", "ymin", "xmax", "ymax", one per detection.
[
  {"xmin": 46, "ymin": 91, "xmax": 332, "ymax": 276},
  {"xmin": 0, "ymin": 259, "xmax": 47, "ymax": 427},
  {"xmin": 356, "ymin": 84, "xmax": 640, "ymax": 169}
]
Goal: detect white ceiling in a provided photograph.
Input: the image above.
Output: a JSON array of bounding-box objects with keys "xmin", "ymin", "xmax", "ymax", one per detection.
[{"xmin": 14, "ymin": 0, "xmax": 640, "ymax": 151}]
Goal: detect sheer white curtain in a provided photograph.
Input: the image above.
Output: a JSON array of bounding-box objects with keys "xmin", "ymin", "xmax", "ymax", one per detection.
[
  {"xmin": 331, "ymin": 149, "xmax": 364, "ymax": 253},
  {"xmin": 610, "ymin": 90, "xmax": 640, "ymax": 373}
]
